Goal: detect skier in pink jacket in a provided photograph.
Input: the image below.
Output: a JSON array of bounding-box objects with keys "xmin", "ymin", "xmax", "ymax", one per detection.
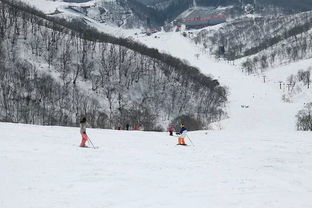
[
  {"xmin": 80, "ymin": 117, "xmax": 89, "ymax": 147},
  {"xmin": 167, "ymin": 124, "xmax": 174, "ymax": 136}
]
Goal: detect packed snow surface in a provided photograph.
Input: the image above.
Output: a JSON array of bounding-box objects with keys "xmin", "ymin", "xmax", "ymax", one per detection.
[{"xmin": 1, "ymin": 122, "xmax": 312, "ymax": 208}]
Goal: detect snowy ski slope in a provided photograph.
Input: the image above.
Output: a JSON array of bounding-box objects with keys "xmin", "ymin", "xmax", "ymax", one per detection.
[{"xmin": 1, "ymin": 122, "xmax": 312, "ymax": 208}]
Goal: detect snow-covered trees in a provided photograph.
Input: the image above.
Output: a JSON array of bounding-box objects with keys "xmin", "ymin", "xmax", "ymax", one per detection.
[
  {"xmin": 194, "ymin": 11, "xmax": 312, "ymax": 73},
  {"xmin": 281, "ymin": 68, "xmax": 311, "ymax": 103},
  {"xmin": 297, "ymin": 103, "xmax": 312, "ymax": 131},
  {"xmin": 0, "ymin": 0, "xmax": 227, "ymax": 130}
]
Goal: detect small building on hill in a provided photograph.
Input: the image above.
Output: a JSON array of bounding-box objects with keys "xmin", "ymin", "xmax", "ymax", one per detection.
[{"xmin": 175, "ymin": 7, "xmax": 227, "ymax": 30}]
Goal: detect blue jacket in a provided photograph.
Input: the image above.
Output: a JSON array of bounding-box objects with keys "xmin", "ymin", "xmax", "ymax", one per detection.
[{"xmin": 179, "ymin": 127, "xmax": 187, "ymax": 134}]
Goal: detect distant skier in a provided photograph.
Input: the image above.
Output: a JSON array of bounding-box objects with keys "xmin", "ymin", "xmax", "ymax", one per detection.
[
  {"xmin": 176, "ymin": 123, "xmax": 187, "ymax": 145},
  {"xmin": 80, "ymin": 116, "xmax": 89, "ymax": 147},
  {"xmin": 167, "ymin": 124, "xmax": 174, "ymax": 136},
  {"xmin": 126, "ymin": 123, "xmax": 130, "ymax": 130}
]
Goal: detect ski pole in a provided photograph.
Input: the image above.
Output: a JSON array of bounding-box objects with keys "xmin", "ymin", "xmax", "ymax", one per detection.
[
  {"xmin": 186, "ymin": 134, "xmax": 195, "ymax": 146},
  {"xmin": 87, "ymin": 136, "xmax": 96, "ymax": 149}
]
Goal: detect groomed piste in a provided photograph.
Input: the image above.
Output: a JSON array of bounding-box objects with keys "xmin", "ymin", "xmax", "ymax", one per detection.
[{"xmin": 1, "ymin": 122, "xmax": 312, "ymax": 208}]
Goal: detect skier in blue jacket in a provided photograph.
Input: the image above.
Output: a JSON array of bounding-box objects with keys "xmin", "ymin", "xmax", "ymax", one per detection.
[{"xmin": 177, "ymin": 123, "xmax": 187, "ymax": 145}]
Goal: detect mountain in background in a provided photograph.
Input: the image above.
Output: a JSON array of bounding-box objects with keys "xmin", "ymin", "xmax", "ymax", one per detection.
[
  {"xmin": 260, "ymin": 0, "xmax": 312, "ymax": 11},
  {"xmin": 65, "ymin": 0, "xmax": 165, "ymax": 28},
  {"xmin": 136, "ymin": 0, "xmax": 312, "ymax": 22},
  {"xmin": 193, "ymin": 8, "xmax": 312, "ymax": 71},
  {"xmin": 0, "ymin": 0, "xmax": 226, "ymax": 129},
  {"xmin": 17, "ymin": 0, "xmax": 312, "ymax": 31},
  {"xmin": 142, "ymin": 0, "xmax": 312, "ymax": 11},
  {"xmin": 19, "ymin": 0, "xmax": 165, "ymax": 28}
]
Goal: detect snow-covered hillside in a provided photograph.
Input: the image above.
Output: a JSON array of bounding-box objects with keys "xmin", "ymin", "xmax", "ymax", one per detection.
[
  {"xmin": 194, "ymin": 12, "xmax": 312, "ymax": 72},
  {"xmin": 21, "ymin": 0, "xmax": 97, "ymax": 13},
  {"xmin": 0, "ymin": 1, "xmax": 227, "ymax": 130},
  {"xmin": 133, "ymin": 31, "xmax": 310, "ymax": 132},
  {"xmin": 6, "ymin": 0, "xmax": 312, "ymax": 130},
  {"xmin": 1, "ymin": 122, "xmax": 312, "ymax": 208},
  {"xmin": 19, "ymin": 0, "xmax": 160, "ymax": 29}
]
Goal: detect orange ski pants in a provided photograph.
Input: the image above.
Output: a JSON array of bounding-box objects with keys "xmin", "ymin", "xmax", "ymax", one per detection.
[{"xmin": 178, "ymin": 137, "xmax": 186, "ymax": 145}]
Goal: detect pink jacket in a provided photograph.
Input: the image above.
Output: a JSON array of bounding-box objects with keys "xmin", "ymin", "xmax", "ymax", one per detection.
[{"xmin": 167, "ymin": 125, "xmax": 174, "ymax": 132}]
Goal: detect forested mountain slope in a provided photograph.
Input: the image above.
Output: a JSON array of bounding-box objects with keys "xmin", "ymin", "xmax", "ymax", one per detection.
[
  {"xmin": 141, "ymin": 0, "xmax": 312, "ymax": 23},
  {"xmin": 194, "ymin": 11, "xmax": 312, "ymax": 73},
  {"xmin": 0, "ymin": 0, "xmax": 227, "ymax": 130},
  {"xmin": 144, "ymin": 0, "xmax": 312, "ymax": 11}
]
